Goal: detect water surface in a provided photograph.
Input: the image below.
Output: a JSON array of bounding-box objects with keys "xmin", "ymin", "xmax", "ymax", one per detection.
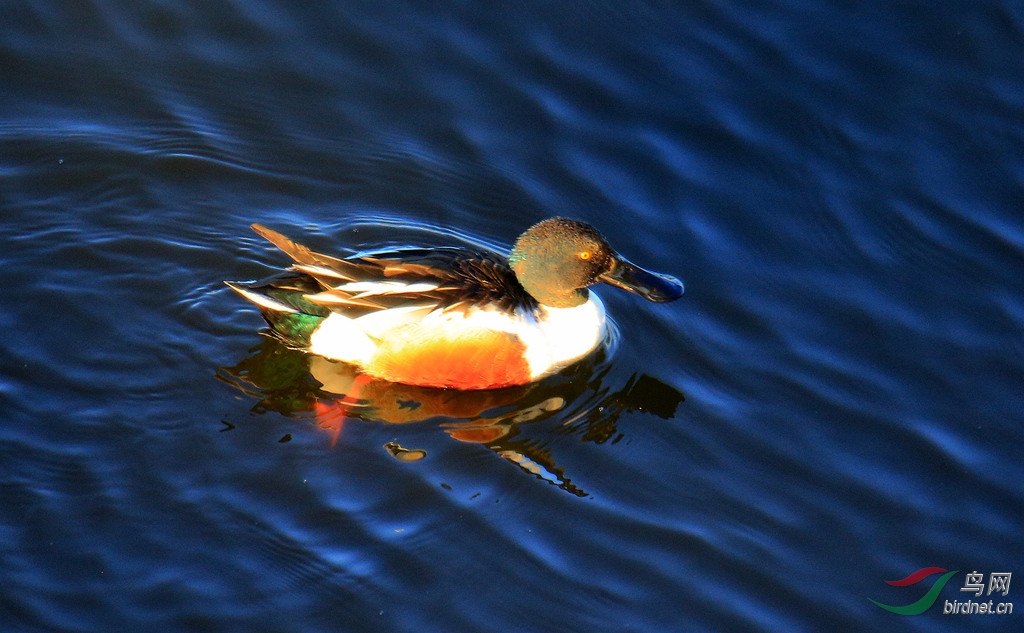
[{"xmin": 2, "ymin": 1, "xmax": 1023, "ymax": 631}]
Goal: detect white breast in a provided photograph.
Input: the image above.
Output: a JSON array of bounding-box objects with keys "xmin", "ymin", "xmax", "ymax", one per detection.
[
  {"xmin": 307, "ymin": 294, "xmax": 607, "ymax": 380},
  {"xmin": 516, "ymin": 295, "xmax": 607, "ymax": 379}
]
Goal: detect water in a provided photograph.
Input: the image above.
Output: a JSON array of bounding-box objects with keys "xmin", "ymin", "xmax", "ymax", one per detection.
[{"xmin": 2, "ymin": 1, "xmax": 1023, "ymax": 631}]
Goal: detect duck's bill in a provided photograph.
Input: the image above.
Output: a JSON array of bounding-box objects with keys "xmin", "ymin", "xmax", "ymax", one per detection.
[{"xmin": 598, "ymin": 257, "xmax": 684, "ymax": 303}]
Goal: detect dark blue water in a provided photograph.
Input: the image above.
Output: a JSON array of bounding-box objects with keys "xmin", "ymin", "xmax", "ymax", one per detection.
[{"xmin": 2, "ymin": 1, "xmax": 1023, "ymax": 631}]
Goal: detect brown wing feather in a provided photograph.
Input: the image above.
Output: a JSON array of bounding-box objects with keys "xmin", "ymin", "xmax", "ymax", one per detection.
[
  {"xmin": 251, "ymin": 224, "xmax": 368, "ymax": 281},
  {"xmin": 251, "ymin": 225, "xmax": 538, "ymax": 319}
]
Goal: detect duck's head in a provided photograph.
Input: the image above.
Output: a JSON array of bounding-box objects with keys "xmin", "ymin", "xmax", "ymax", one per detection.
[{"xmin": 509, "ymin": 217, "xmax": 684, "ymax": 308}]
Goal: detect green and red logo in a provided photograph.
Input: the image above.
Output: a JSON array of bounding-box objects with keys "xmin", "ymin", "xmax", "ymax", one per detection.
[
  {"xmin": 872, "ymin": 567, "xmax": 1014, "ymax": 616},
  {"xmin": 869, "ymin": 567, "xmax": 960, "ymax": 615}
]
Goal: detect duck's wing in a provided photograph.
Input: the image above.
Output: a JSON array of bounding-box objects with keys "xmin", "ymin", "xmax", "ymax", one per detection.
[{"xmin": 251, "ymin": 224, "xmax": 538, "ymax": 318}]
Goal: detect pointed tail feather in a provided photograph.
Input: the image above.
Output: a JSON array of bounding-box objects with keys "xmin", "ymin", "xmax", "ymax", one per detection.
[
  {"xmin": 226, "ymin": 277, "xmax": 327, "ymax": 346},
  {"xmin": 225, "ymin": 281, "xmax": 299, "ymax": 314}
]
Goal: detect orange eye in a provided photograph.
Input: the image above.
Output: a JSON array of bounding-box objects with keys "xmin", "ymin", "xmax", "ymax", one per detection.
[{"xmin": 578, "ymin": 251, "xmax": 592, "ymax": 260}]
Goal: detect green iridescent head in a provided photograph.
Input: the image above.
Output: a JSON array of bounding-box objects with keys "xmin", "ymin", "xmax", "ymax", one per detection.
[{"xmin": 509, "ymin": 217, "xmax": 685, "ymax": 308}]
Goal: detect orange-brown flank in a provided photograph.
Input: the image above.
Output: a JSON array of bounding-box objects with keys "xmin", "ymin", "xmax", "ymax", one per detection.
[{"xmin": 366, "ymin": 328, "xmax": 533, "ymax": 390}]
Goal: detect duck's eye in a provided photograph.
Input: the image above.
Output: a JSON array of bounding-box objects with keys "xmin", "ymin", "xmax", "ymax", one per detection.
[{"xmin": 578, "ymin": 251, "xmax": 592, "ymax": 261}]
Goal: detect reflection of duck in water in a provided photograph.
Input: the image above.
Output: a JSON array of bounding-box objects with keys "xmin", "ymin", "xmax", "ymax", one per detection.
[
  {"xmin": 219, "ymin": 338, "xmax": 685, "ymax": 497},
  {"xmin": 226, "ymin": 218, "xmax": 683, "ymax": 390}
]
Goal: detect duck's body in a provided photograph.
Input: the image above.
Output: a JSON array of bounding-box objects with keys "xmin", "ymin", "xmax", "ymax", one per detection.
[{"xmin": 228, "ymin": 219, "xmax": 682, "ymax": 390}]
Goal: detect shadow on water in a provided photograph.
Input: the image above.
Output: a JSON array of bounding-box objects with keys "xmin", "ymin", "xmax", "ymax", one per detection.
[{"xmin": 217, "ymin": 335, "xmax": 684, "ymax": 497}]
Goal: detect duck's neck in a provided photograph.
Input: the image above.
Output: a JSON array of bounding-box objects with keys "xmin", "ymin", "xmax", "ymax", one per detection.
[
  {"xmin": 531, "ymin": 287, "xmax": 589, "ymax": 308},
  {"xmin": 512, "ymin": 262, "xmax": 589, "ymax": 308}
]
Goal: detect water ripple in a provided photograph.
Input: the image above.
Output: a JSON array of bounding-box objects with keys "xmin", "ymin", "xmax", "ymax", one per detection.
[{"xmin": 2, "ymin": 1, "xmax": 1023, "ymax": 632}]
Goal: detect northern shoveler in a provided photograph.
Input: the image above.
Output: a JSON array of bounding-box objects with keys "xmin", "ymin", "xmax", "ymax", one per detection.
[{"xmin": 227, "ymin": 217, "xmax": 683, "ymax": 390}]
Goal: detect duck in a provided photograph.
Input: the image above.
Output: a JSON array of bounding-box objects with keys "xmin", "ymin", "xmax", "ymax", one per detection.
[{"xmin": 227, "ymin": 217, "xmax": 683, "ymax": 390}]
